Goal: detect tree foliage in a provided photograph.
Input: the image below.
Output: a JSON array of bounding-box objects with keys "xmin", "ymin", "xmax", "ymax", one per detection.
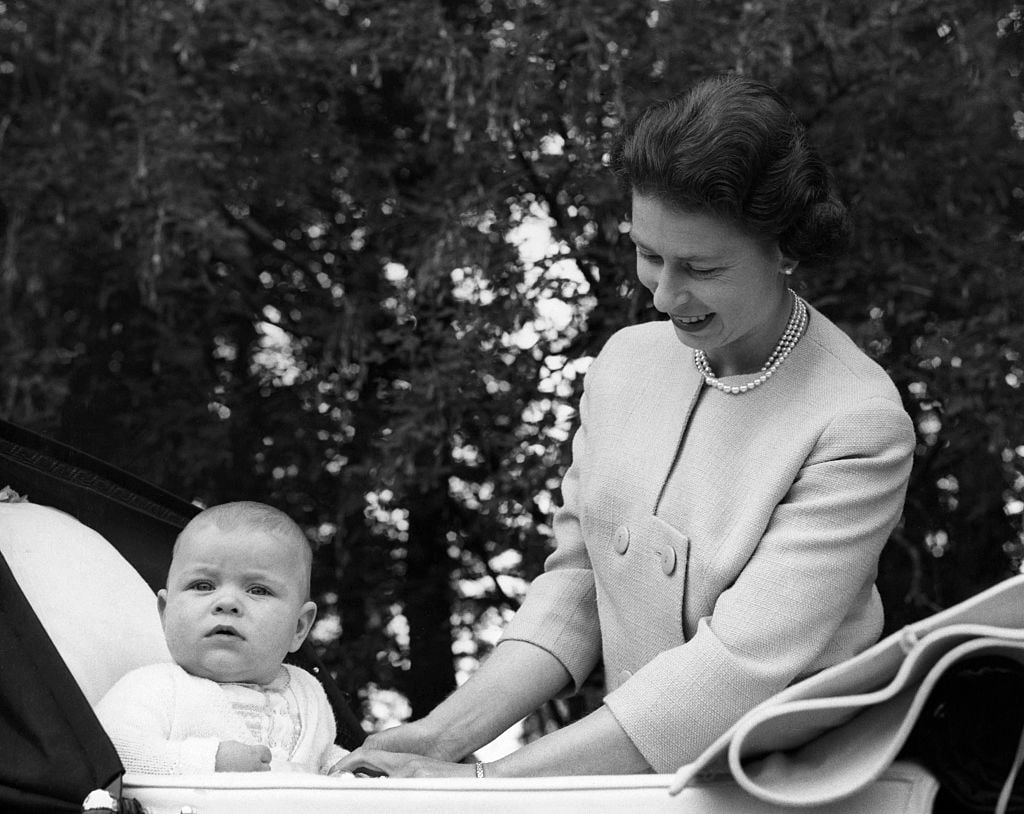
[{"xmin": 1, "ymin": 0, "xmax": 1022, "ymax": 733}]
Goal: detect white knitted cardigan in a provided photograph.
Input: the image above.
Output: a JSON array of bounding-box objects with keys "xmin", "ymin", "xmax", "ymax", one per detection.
[{"xmin": 95, "ymin": 662, "xmax": 348, "ymax": 775}]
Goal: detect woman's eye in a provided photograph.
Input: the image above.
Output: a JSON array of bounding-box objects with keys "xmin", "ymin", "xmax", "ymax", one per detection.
[{"xmin": 687, "ymin": 264, "xmax": 719, "ymax": 276}]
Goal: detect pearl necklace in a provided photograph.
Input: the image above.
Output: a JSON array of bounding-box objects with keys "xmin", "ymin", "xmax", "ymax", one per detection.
[{"xmin": 693, "ymin": 291, "xmax": 808, "ymax": 395}]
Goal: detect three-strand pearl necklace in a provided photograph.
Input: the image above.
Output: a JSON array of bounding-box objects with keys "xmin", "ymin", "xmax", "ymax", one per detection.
[{"xmin": 693, "ymin": 291, "xmax": 808, "ymax": 395}]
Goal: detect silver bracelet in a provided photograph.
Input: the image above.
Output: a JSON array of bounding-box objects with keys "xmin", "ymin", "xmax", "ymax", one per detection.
[{"xmin": 474, "ymin": 761, "xmax": 486, "ymax": 779}]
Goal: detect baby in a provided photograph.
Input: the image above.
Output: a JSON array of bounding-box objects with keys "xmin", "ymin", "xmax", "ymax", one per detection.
[{"xmin": 96, "ymin": 501, "xmax": 349, "ymax": 775}]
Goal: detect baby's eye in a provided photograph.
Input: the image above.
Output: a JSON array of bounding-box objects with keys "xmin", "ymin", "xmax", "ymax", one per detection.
[
  {"xmin": 248, "ymin": 585, "xmax": 273, "ymax": 597},
  {"xmin": 189, "ymin": 580, "xmax": 214, "ymax": 592}
]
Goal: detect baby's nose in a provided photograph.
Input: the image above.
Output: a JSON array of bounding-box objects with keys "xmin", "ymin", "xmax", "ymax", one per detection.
[{"xmin": 213, "ymin": 592, "xmax": 242, "ymax": 614}]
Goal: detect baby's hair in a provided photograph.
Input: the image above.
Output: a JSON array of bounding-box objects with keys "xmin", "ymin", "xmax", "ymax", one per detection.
[
  {"xmin": 182, "ymin": 501, "xmax": 313, "ymax": 552},
  {"xmin": 175, "ymin": 501, "xmax": 315, "ymax": 594}
]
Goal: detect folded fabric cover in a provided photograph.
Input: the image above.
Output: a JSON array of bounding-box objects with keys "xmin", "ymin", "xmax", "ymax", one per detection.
[
  {"xmin": 671, "ymin": 574, "xmax": 1024, "ymax": 811},
  {"xmin": 0, "ymin": 541, "xmax": 123, "ymax": 813},
  {"xmin": 0, "ymin": 501, "xmax": 174, "ymax": 704}
]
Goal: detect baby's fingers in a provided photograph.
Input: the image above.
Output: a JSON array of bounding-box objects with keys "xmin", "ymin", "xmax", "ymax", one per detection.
[{"xmin": 255, "ymin": 745, "xmax": 272, "ymax": 771}]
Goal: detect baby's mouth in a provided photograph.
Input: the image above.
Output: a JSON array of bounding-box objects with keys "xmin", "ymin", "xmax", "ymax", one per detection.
[{"xmin": 207, "ymin": 625, "xmax": 243, "ymax": 640}]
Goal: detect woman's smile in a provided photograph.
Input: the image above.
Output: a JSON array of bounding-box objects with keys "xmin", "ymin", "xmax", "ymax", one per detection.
[
  {"xmin": 670, "ymin": 313, "xmax": 715, "ymax": 331},
  {"xmin": 630, "ymin": 193, "xmax": 793, "ymax": 377}
]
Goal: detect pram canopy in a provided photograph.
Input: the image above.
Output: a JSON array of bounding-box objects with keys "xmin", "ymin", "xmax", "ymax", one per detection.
[{"xmin": 0, "ymin": 418, "xmax": 365, "ymax": 812}]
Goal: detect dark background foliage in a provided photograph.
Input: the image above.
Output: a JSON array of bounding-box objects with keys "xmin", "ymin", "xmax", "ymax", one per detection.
[{"xmin": 1, "ymin": 0, "xmax": 1022, "ymax": 739}]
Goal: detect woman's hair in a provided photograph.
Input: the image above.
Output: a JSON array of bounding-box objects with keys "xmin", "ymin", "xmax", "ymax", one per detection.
[{"xmin": 611, "ymin": 74, "xmax": 852, "ymax": 263}]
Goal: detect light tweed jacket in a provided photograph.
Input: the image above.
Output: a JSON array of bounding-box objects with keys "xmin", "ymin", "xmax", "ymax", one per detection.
[{"xmin": 501, "ymin": 305, "xmax": 916, "ymax": 773}]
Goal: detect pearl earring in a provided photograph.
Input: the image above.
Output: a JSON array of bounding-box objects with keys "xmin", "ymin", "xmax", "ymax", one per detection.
[{"xmin": 780, "ymin": 264, "xmax": 795, "ymax": 276}]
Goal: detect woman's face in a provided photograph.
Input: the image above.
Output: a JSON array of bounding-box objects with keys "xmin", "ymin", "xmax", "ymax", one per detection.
[{"xmin": 629, "ymin": 193, "xmax": 794, "ymax": 377}]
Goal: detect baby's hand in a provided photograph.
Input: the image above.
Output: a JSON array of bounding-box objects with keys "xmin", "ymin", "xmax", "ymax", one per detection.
[{"xmin": 215, "ymin": 741, "xmax": 272, "ymax": 772}]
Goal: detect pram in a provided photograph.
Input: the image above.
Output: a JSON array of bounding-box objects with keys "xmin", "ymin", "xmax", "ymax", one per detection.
[{"xmin": 1, "ymin": 417, "xmax": 1018, "ymax": 813}]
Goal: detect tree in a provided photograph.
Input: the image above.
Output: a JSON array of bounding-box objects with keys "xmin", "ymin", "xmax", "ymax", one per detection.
[{"xmin": 1, "ymin": 0, "xmax": 1021, "ymax": 736}]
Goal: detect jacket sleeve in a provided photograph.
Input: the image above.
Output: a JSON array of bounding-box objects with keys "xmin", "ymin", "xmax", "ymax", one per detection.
[
  {"xmin": 498, "ymin": 358, "xmax": 603, "ymax": 690},
  {"xmin": 95, "ymin": 665, "xmax": 220, "ymax": 774},
  {"xmin": 603, "ymin": 397, "xmax": 915, "ymax": 771}
]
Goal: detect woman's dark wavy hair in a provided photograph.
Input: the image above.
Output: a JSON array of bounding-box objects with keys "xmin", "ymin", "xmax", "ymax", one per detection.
[{"xmin": 611, "ymin": 74, "xmax": 852, "ymax": 263}]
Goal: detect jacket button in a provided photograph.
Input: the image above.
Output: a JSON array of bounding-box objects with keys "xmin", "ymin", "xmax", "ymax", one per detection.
[
  {"xmin": 660, "ymin": 544, "xmax": 677, "ymax": 576},
  {"xmin": 618, "ymin": 669, "xmax": 633, "ymax": 684},
  {"xmin": 613, "ymin": 525, "xmax": 630, "ymax": 554}
]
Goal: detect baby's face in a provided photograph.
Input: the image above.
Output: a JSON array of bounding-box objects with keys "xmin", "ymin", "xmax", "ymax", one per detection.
[{"xmin": 158, "ymin": 522, "xmax": 316, "ymax": 685}]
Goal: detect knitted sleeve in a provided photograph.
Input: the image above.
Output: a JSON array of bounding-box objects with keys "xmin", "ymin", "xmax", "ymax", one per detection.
[
  {"xmin": 95, "ymin": 664, "xmax": 220, "ymax": 774},
  {"xmin": 323, "ymin": 743, "xmax": 351, "ymax": 774},
  {"xmin": 283, "ymin": 665, "xmax": 351, "ymax": 774}
]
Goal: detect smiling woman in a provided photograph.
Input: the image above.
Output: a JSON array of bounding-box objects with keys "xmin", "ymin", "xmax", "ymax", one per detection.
[
  {"xmin": 332, "ymin": 73, "xmax": 916, "ymax": 781},
  {"xmin": 628, "ymin": 199, "xmax": 798, "ymax": 381}
]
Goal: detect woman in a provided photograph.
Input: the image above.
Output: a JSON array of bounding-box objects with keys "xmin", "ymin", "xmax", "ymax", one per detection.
[{"xmin": 334, "ymin": 74, "xmax": 916, "ymax": 777}]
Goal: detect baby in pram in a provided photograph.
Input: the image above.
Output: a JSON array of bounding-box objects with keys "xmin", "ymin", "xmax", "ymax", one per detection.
[{"xmin": 96, "ymin": 501, "xmax": 350, "ymax": 775}]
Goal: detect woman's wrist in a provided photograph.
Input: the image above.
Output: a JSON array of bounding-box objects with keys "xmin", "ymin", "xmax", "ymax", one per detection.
[
  {"xmin": 474, "ymin": 706, "xmax": 650, "ymax": 778},
  {"xmin": 415, "ymin": 712, "xmax": 468, "ymax": 762}
]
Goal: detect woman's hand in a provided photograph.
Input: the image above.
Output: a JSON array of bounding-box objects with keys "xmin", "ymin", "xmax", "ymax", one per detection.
[
  {"xmin": 331, "ymin": 748, "xmax": 477, "ymax": 779},
  {"xmin": 329, "ymin": 719, "xmax": 467, "ymax": 776},
  {"xmin": 332, "ymin": 642, "xmax": 574, "ymax": 778},
  {"xmin": 215, "ymin": 740, "xmax": 272, "ymax": 772},
  {"xmin": 357, "ymin": 720, "xmax": 453, "ymax": 761}
]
